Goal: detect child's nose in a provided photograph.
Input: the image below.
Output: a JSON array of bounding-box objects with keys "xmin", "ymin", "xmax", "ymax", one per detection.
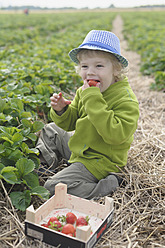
[{"xmin": 87, "ymin": 66, "xmax": 95, "ymax": 75}]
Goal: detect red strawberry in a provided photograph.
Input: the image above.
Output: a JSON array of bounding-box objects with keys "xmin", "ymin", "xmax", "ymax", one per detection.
[
  {"xmin": 76, "ymin": 216, "xmax": 89, "ymax": 226},
  {"xmin": 62, "ymin": 223, "xmax": 76, "ymax": 236},
  {"xmin": 49, "ymin": 220, "xmax": 62, "ymax": 231},
  {"xmin": 41, "ymin": 223, "xmax": 48, "ymax": 228},
  {"xmin": 47, "ymin": 216, "xmax": 59, "ymax": 227},
  {"xmin": 66, "ymin": 212, "xmax": 77, "ymax": 225},
  {"xmin": 88, "ymin": 80, "xmax": 98, "ymax": 87}
]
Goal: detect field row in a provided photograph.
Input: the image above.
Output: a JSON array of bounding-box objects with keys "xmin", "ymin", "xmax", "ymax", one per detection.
[{"xmin": 121, "ymin": 11, "xmax": 165, "ymax": 91}]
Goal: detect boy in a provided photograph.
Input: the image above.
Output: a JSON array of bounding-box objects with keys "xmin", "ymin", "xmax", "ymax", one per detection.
[{"xmin": 37, "ymin": 30, "xmax": 139, "ymax": 199}]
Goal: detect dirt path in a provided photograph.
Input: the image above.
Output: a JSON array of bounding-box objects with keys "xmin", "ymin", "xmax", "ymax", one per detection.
[
  {"xmin": 112, "ymin": 15, "xmax": 165, "ymax": 135},
  {"xmin": 112, "ymin": 15, "xmax": 154, "ymax": 90}
]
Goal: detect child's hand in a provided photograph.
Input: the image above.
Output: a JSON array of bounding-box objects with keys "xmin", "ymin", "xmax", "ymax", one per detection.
[
  {"xmin": 82, "ymin": 80, "xmax": 90, "ymax": 91},
  {"xmin": 50, "ymin": 92, "xmax": 71, "ymax": 112}
]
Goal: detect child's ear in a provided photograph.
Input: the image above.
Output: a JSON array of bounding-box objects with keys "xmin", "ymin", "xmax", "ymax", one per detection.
[{"xmin": 113, "ymin": 68, "xmax": 118, "ymax": 77}]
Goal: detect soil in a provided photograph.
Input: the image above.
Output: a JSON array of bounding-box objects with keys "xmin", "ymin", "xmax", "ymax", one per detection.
[{"xmin": 0, "ymin": 15, "xmax": 164, "ymax": 248}]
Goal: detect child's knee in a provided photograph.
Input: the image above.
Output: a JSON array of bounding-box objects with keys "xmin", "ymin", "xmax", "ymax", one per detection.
[{"xmin": 44, "ymin": 178, "xmax": 56, "ymax": 196}]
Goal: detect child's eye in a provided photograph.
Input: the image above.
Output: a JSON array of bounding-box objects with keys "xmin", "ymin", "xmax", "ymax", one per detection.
[
  {"xmin": 81, "ymin": 65, "xmax": 88, "ymax": 69},
  {"xmin": 97, "ymin": 64, "xmax": 103, "ymax": 68}
]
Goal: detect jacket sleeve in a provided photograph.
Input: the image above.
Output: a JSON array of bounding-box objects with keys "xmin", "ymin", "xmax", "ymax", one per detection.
[{"xmin": 81, "ymin": 87, "xmax": 139, "ymax": 145}]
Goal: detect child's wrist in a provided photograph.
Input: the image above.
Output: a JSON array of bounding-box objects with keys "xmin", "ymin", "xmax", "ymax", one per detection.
[{"xmin": 55, "ymin": 106, "xmax": 67, "ymax": 116}]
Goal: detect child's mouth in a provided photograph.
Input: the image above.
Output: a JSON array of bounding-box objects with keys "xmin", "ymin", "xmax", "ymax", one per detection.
[
  {"xmin": 87, "ymin": 79, "xmax": 100, "ymax": 83},
  {"xmin": 87, "ymin": 80, "xmax": 100, "ymax": 87}
]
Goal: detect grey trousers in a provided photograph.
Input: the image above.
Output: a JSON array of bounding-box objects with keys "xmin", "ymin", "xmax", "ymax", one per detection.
[{"xmin": 36, "ymin": 123, "xmax": 119, "ymax": 199}]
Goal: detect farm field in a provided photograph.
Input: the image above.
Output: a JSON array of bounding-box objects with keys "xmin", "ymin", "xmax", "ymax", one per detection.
[
  {"xmin": 121, "ymin": 11, "xmax": 165, "ymax": 91},
  {"xmin": 0, "ymin": 10, "xmax": 165, "ymax": 248}
]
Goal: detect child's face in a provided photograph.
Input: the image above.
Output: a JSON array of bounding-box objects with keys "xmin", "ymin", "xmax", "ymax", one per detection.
[{"xmin": 78, "ymin": 51, "xmax": 115, "ymax": 92}]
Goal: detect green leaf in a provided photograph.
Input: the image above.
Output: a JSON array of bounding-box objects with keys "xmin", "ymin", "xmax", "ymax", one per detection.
[
  {"xmin": 8, "ymin": 149, "xmax": 23, "ymax": 162},
  {"xmin": 32, "ymin": 121, "xmax": 44, "ymax": 133},
  {"xmin": 20, "ymin": 142, "xmax": 29, "ymax": 153},
  {"xmin": 1, "ymin": 166, "xmax": 18, "ymax": 184},
  {"xmin": 0, "ymin": 136, "xmax": 13, "ymax": 144},
  {"xmin": 0, "ymin": 113, "xmax": 6, "ymax": 122},
  {"xmin": 21, "ymin": 119, "xmax": 32, "ymax": 128},
  {"xmin": 0, "ymin": 99, "xmax": 6, "ymax": 112},
  {"xmin": 23, "ymin": 172, "xmax": 39, "ymax": 189},
  {"xmin": 28, "ymin": 154, "xmax": 40, "ymax": 169},
  {"xmin": 20, "ymin": 111, "xmax": 32, "ymax": 119},
  {"xmin": 28, "ymin": 148, "xmax": 39, "ymax": 153},
  {"xmin": 10, "ymin": 190, "xmax": 31, "ymax": 211},
  {"xmin": 0, "ymin": 126, "xmax": 19, "ymax": 137},
  {"xmin": 12, "ymin": 132, "xmax": 24, "ymax": 143},
  {"xmin": 0, "ymin": 126, "xmax": 8, "ymax": 133},
  {"xmin": 20, "ymin": 142, "xmax": 39, "ymax": 154},
  {"xmin": 0, "ymin": 163, "xmax": 5, "ymax": 171},
  {"xmin": 27, "ymin": 133, "xmax": 37, "ymax": 142},
  {"xmin": 16, "ymin": 158, "xmax": 35, "ymax": 177},
  {"xmin": 10, "ymin": 99, "xmax": 24, "ymax": 111},
  {"xmin": 0, "ymin": 144, "xmax": 5, "ymax": 154},
  {"xmin": 31, "ymin": 186, "xmax": 50, "ymax": 200},
  {"xmin": 21, "ymin": 127, "xmax": 31, "ymax": 136}
]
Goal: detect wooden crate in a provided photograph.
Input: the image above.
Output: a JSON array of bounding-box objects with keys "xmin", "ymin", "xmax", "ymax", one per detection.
[{"xmin": 25, "ymin": 183, "xmax": 114, "ymax": 248}]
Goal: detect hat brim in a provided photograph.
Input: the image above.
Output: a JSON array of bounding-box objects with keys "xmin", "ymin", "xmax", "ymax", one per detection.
[{"xmin": 69, "ymin": 45, "xmax": 128, "ymax": 68}]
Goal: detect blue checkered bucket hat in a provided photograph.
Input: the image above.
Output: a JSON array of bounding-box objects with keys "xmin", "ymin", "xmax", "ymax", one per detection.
[{"xmin": 69, "ymin": 30, "xmax": 128, "ymax": 68}]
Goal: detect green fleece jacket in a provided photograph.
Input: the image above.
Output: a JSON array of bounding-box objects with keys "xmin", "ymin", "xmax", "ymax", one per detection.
[{"xmin": 50, "ymin": 78, "xmax": 139, "ymax": 180}]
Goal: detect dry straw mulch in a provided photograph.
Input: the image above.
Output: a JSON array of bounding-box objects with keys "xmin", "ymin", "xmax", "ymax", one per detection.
[{"xmin": 0, "ymin": 15, "xmax": 165, "ymax": 248}]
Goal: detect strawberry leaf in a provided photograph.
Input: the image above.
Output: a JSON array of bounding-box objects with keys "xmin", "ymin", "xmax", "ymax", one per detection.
[{"xmin": 10, "ymin": 190, "xmax": 31, "ymax": 211}]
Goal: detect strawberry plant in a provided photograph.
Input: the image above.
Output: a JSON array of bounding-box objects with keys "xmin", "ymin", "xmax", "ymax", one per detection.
[
  {"xmin": 121, "ymin": 11, "xmax": 165, "ymax": 91},
  {"xmin": 0, "ymin": 11, "xmax": 116, "ymax": 211},
  {"xmin": 151, "ymin": 71, "xmax": 165, "ymax": 91},
  {"xmin": 0, "ymin": 100, "xmax": 50, "ymax": 211}
]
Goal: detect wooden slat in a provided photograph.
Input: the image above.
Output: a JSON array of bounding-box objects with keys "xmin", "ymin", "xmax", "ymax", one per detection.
[{"xmin": 76, "ymin": 225, "xmax": 91, "ymax": 241}]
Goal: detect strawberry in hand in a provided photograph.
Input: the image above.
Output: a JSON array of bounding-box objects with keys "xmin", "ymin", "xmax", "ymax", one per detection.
[{"xmin": 88, "ymin": 80, "xmax": 98, "ymax": 87}]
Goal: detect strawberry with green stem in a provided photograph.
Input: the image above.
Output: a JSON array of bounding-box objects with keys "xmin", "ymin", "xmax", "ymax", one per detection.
[{"xmin": 76, "ymin": 216, "xmax": 89, "ymax": 226}]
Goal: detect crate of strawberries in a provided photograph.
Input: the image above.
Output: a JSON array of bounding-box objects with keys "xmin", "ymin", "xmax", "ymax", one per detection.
[{"xmin": 25, "ymin": 183, "xmax": 114, "ymax": 248}]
